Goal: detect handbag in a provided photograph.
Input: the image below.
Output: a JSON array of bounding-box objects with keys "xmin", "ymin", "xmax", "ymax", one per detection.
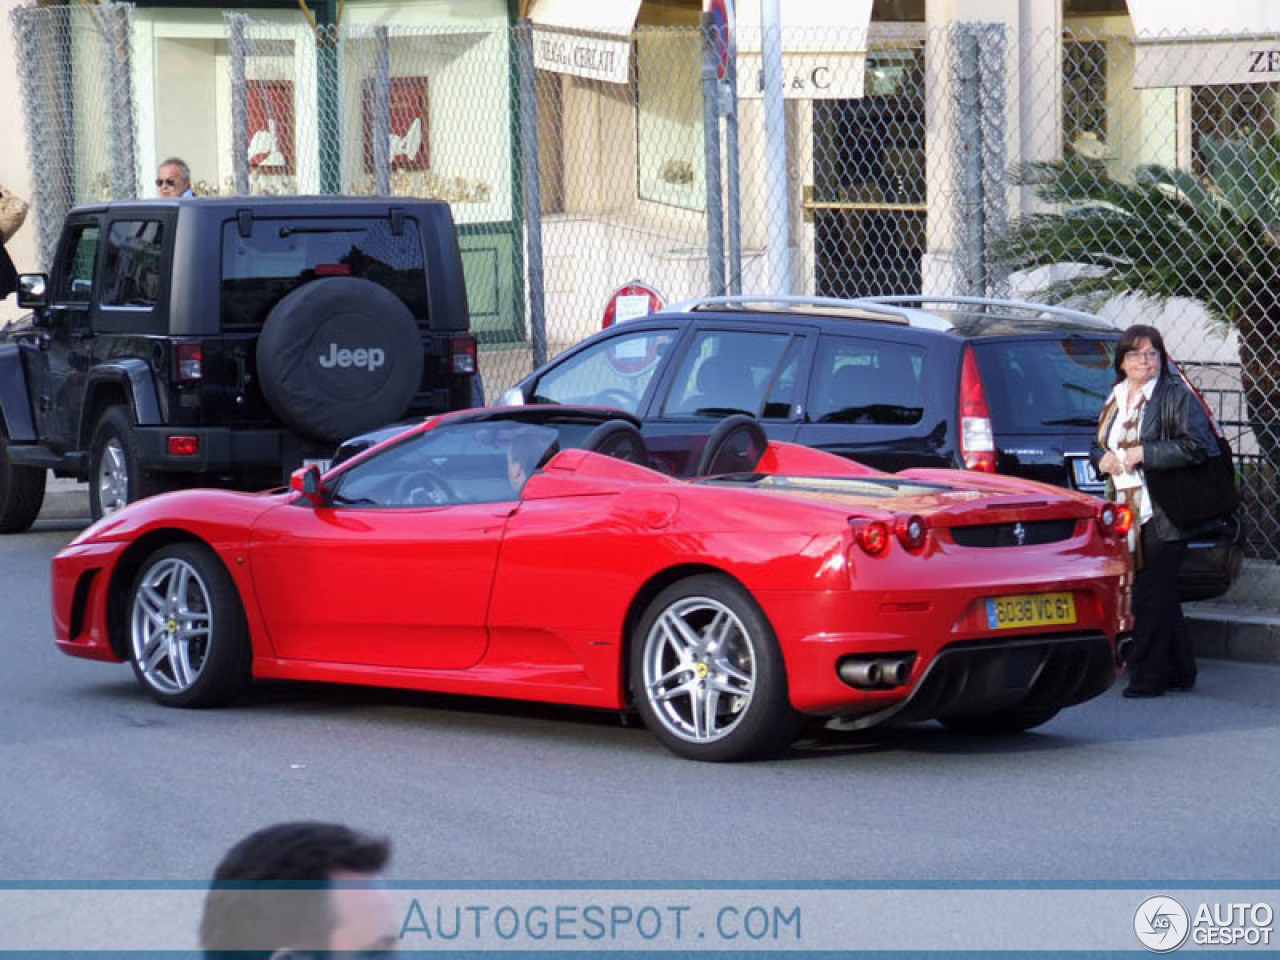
[
  {"xmin": 0, "ymin": 186, "xmax": 29, "ymax": 244},
  {"xmin": 1145, "ymin": 383, "xmax": 1240, "ymax": 531}
]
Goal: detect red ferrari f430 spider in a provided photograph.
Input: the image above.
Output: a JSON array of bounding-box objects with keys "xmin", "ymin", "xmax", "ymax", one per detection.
[{"xmin": 52, "ymin": 407, "xmax": 1133, "ymax": 761}]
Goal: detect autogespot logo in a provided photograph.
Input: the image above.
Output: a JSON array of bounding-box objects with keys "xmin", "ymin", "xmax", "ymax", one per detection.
[{"xmin": 1134, "ymin": 895, "xmax": 1191, "ymax": 952}]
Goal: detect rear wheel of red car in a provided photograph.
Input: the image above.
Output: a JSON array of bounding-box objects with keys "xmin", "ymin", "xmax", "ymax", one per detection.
[
  {"xmin": 126, "ymin": 542, "xmax": 250, "ymax": 708},
  {"xmin": 630, "ymin": 574, "xmax": 800, "ymax": 762},
  {"xmin": 939, "ymin": 708, "xmax": 1059, "ymax": 735}
]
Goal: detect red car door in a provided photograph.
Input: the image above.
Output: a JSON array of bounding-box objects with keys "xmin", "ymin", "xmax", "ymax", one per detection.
[{"xmin": 247, "ymin": 500, "xmax": 511, "ymax": 670}]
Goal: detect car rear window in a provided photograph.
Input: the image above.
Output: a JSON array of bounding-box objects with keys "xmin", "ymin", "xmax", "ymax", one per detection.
[
  {"xmin": 221, "ymin": 217, "xmax": 427, "ymax": 330},
  {"xmin": 973, "ymin": 337, "xmax": 1115, "ymax": 431}
]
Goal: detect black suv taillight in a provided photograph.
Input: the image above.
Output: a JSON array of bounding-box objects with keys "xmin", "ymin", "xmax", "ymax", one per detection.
[
  {"xmin": 449, "ymin": 334, "xmax": 477, "ymax": 375},
  {"xmin": 958, "ymin": 345, "xmax": 996, "ymax": 472},
  {"xmin": 174, "ymin": 340, "xmax": 203, "ymax": 383}
]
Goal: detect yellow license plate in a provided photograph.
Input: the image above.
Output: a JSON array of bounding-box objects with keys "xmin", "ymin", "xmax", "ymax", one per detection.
[{"xmin": 985, "ymin": 592, "xmax": 1076, "ymax": 630}]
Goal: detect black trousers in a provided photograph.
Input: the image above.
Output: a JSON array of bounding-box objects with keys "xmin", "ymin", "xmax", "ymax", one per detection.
[{"xmin": 1127, "ymin": 521, "xmax": 1195, "ymax": 694}]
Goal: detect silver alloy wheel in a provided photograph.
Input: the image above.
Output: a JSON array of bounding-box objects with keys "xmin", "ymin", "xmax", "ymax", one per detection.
[
  {"xmin": 129, "ymin": 556, "xmax": 213, "ymax": 695},
  {"xmin": 641, "ymin": 595, "xmax": 756, "ymax": 744},
  {"xmin": 96, "ymin": 436, "xmax": 129, "ymax": 516}
]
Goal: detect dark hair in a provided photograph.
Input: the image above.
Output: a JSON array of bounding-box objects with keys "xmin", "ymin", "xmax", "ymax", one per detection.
[
  {"xmin": 200, "ymin": 821, "xmax": 391, "ymax": 960},
  {"xmin": 1113, "ymin": 323, "xmax": 1168, "ymax": 382}
]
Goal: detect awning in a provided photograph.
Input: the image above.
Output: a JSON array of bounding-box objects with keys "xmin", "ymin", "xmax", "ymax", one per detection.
[
  {"xmin": 734, "ymin": 0, "xmax": 872, "ymax": 100},
  {"xmin": 527, "ymin": 0, "xmax": 642, "ymax": 85},
  {"xmin": 1128, "ymin": 0, "xmax": 1280, "ymax": 88}
]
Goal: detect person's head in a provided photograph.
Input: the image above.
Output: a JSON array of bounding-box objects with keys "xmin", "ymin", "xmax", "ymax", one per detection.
[
  {"xmin": 506, "ymin": 428, "xmax": 556, "ymax": 493},
  {"xmin": 200, "ymin": 821, "xmax": 397, "ymax": 960},
  {"xmin": 156, "ymin": 157, "xmax": 191, "ymax": 197},
  {"xmin": 1114, "ymin": 323, "xmax": 1168, "ymax": 387}
]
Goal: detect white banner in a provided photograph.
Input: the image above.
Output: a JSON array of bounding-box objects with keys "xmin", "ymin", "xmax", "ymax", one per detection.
[
  {"xmin": 0, "ymin": 887, "xmax": 1276, "ymax": 952},
  {"xmin": 735, "ymin": 52, "xmax": 866, "ymax": 100},
  {"xmin": 532, "ymin": 29, "xmax": 632, "ymax": 85},
  {"xmin": 1134, "ymin": 38, "xmax": 1280, "ymax": 89}
]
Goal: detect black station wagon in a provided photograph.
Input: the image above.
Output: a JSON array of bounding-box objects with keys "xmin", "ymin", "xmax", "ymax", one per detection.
[{"xmin": 497, "ymin": 294, "xmax": 1242, "ymax": 601}]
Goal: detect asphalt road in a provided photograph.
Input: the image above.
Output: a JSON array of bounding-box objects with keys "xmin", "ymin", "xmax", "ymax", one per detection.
[{"xmin": 2, "ymin": 507, "xmax": 1278, "ymax": 884}]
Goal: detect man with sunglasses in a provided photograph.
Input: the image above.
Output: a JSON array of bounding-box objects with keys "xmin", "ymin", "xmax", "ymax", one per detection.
[
  {"xmin": 156, "ymin": 156, "xmax": 195, "ymax": 198},
  {"xmin": 200, "ymin": 821, "xmax": 400, "ymax": 958}
]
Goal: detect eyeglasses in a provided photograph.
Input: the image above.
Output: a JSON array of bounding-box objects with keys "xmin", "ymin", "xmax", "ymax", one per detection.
[
  {"xmin": 154, "ymin": 178, "xmax": 183, "ymax": 188},
  {"xmin": 1126, "ymin": 350, "xmax": 1160, "ymax": 361}
]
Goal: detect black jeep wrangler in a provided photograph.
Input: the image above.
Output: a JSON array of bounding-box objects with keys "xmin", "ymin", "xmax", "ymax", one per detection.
[{"xmin": 0, "ymin": 196, "xmax": 479, "ymax": 529}]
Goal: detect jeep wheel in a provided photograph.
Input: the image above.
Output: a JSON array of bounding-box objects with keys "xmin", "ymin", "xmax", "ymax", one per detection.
[
  {"xmin": 0, "ymin": 435, "xmax": 47, "ymax": 533},
  {"xmin": 89, "ymin": 405, "xmax": 159, "ymax": 520},
  {"xmin": 256, "ymin": 277, "xmax": 425, "ymax": 443}
]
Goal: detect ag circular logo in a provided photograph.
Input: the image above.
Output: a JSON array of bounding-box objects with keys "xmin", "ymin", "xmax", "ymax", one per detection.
[{"xmin": 1134, "ymin": 895, "xmax": 1190, "ymax": 952}]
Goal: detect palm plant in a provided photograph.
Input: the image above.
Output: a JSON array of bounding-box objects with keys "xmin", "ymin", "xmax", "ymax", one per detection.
[{"xmin": 994, "ymin": 144, "xmax": 1280, "ymax": 473}]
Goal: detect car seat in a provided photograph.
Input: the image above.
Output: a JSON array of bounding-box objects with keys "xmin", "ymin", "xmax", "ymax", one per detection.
[{"xmin": 693, "ymin": 414, "xmax": 769, "ymax": 476}]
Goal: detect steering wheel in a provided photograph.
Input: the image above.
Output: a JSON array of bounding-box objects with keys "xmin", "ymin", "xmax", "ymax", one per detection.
[
  {"xmin": 592, "ymin": 388, "xmax": 637, "ymax": 411},
  {"xmin": 390, "ymin": 469, "xmax": 457, "ymax": 506}
]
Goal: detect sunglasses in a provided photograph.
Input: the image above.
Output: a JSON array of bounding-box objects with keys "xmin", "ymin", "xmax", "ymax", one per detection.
[{"xmin": 155, "ymin": 178, "xmax": 184, "ymax": 188}]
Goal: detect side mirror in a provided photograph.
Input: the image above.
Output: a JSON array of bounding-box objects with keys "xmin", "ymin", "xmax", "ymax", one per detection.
[
  {"xmin": 289, "ymin": 464, "xmax": 327, "ymax": 506},
  {"xmin": 16, "ymin": 273, "xmax": 48, "ymax": 310},
  {"xmin": 498, "ymin": 386, "xmax": 526, "ymax": 407}
]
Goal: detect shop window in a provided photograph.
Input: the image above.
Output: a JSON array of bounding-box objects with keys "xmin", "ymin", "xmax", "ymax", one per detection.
[
  {"xmin": 1063, "ymin": 39, "xmax": 1108, "ymax": 159},
  {"xmin": 1191, "ymin": 84, "xmax": 1280, "ymax": 177},
  {"xmin": 635, "ymin": 30, "xmax": 704, "ymax": 211}
]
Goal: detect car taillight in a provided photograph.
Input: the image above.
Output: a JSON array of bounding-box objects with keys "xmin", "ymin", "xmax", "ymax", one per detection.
[
  {"xmin": 851, "ymin": 518, "xmax": 891, "ymax": 556},
  {"xmin": 449, "ymin": 334, "xmax": 477, "ymax": 375},
  {"xmin": 174, "ymin": 341, "xmax": 203, "ymax": 383},
  {"xmin": 895, "ymin": 513, "xmax": 927, "ymax": 550},
  {"xmin": 958, "ymin": 345, "xmax": 996, "ymax": 472},
  {"xmin": 1096, "ymin": 501, "xmax": 1133, "ymax": 538}
]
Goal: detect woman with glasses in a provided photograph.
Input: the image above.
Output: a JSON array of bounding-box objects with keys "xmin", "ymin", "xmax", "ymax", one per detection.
[{"xmin": 1092, "ymin": 324, "xmax": 1218, "ymax": 698}]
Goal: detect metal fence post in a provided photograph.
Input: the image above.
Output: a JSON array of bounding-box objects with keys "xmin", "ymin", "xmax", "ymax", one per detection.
[
  {"xmin": 516, "ymin": 21, "xmax": 547, "ymax": 369},
  {"xmin": 724, "ymin": 25, "xmax": 742, "ymax": 296},
  {"xmin": 700, "ymin": 13, "xmax": 726, "ymax": 296},
  {"xmin": 103, "ymin": 5, "xmax": 137, "ymax": 200},
  {"xmin": 228, "ymin": 14, "xmax": 250, "ymax": 196},
  {"xmin": 977, "ymin": 23, "xmax": 1008, "ymax": 298},
  {"xmin": 953, "ymin": 25, "xmax": 986, "ymax": 297},
  {"xmin": 373, "ymin": 26, "xmax": 392, "ymax": 196}
]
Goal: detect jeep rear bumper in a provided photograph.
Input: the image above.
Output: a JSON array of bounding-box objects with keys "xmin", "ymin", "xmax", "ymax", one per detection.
[{"xmin": 132, "ymin": 426, "xmax": 330, "ymax": 479}]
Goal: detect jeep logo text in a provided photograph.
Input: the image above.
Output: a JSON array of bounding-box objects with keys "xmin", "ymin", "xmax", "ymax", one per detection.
[{"xmin": 318, "ymin": 343, "xmax": 385, "ymax": 371}]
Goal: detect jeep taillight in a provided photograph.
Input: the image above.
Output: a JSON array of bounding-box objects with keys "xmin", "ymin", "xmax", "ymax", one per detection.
[
  {"xmin": 449, "ymin": 334, "xmax": 477, "ymax": 375},
  {"xmin": 174, "ymin": 341, "xmax": 203, "ymax": 383},
  {"xmin": 958, "ymin": 345, "xmax": 996, "ymax": 472}
]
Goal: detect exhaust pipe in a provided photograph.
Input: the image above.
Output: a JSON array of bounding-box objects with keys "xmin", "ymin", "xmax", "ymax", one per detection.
[
  {"xmin": 838, "ymin": 660, "xmax": 882, "ymax": 688},
  {"xmin": 876, "ymin": 657, "xmax": 912, "ymax": 687}
]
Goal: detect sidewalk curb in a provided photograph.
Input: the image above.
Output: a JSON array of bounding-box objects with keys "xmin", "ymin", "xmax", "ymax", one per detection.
[
  {"xmin": 40, "ymin": 475, "xmax": 90, "ymax": 521},
  {"xmin": 1188, "ymin": 612, "xmax": 1280, "ymax": 665}
]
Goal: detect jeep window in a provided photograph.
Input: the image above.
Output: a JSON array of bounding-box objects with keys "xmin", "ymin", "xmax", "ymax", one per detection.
[
  {"xmin": 531, "ymin": 328, "xmax": 677, "ymax": 413},
  {"xmin": 56, "ymin": 224, "xmax": 100, "ymax": 303},
  {"xmin": 221, "ymin": 217, "xmax": 428, "ymax": 329},
  {"xmin": 974, "ymin": 337, "xmax": 1115, "ymax": 430},
  {"xmin": 662, "ymin": 329, "xmax": 794, "ymax": 419},
  {"xmin": 100, "ymin": 220, "xmax": 164, "ymax": 309},
  {"xmin": 809, "ymin": 336, "xmax": 926, "ymax": 425}
]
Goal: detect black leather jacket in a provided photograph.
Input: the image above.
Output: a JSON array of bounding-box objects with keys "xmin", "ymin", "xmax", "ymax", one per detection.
[{"xmin": 1090, "ymin": 371, "xmax": 1216, "ymax": 540}]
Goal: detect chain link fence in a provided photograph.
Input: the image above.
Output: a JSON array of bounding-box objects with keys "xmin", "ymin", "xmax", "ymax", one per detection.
[{"xmin": 8, "ymin": 6, "xmax": 1279, "ymax": 603}]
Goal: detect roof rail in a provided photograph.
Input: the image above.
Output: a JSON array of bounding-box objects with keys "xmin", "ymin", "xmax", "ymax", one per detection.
[
  {"xmin": 853, "ymin": 295, "xmax": 1118, "ymax": 330},
  {"xmin": 659, "ymin": 294, "xmax": 955, "ymax": 332}
]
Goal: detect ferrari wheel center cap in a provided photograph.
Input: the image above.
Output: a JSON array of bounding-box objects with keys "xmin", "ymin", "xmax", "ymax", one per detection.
[
  {"xmin": 694, "ymin": 662, "xmax": 709, "ymax": 679},
  {"xmin": 166, "ymin": 618, "xmax": 178, "ymax": 634}
]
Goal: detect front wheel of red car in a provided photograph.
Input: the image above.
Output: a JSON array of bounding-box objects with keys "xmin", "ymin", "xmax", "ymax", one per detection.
[
  {"xmin": 630, "ymin": 575, "xmax": 800, "ymax": 762},
  {"xmin": 126, "ymin": 542, "xmax": 250, "ymax": 708}
]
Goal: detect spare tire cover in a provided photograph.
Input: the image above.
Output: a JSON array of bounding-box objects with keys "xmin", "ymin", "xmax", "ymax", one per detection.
[{"xmin": 256, "ymin": 277, "xmax": 425, "ymax": 443}]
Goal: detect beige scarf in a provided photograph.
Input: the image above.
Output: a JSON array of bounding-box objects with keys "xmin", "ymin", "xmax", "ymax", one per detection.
[{"xmin": 1098, "ymin": 391, "xmax": 1146, "ymax": 567}]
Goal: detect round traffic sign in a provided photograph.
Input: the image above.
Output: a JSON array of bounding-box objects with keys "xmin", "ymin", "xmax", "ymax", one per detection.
[
  {"xmin": 602, "ymin": 280, "xmax": 665, "ymax": 329},
  {"xmin": 708, "ymin": 0, "xmax": 733, "ymax": 82}
]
